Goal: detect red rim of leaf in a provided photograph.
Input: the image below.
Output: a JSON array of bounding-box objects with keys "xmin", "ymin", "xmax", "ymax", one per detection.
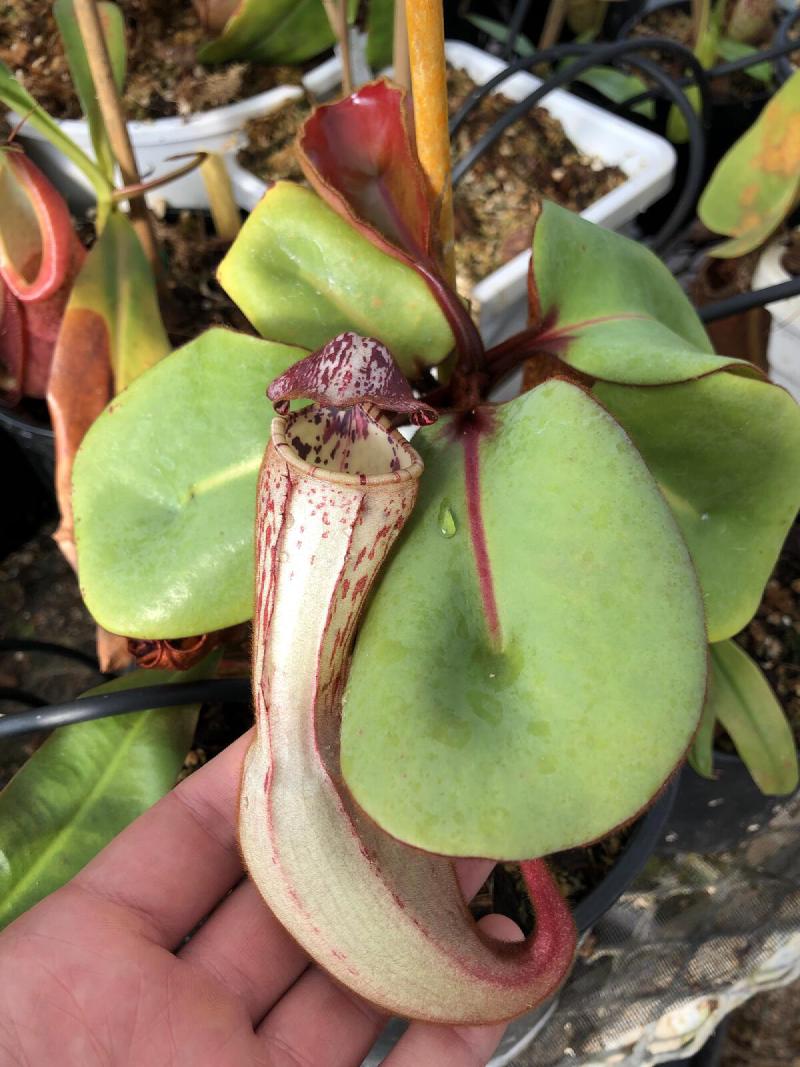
[
  {"xmin": 268, "ymin": 332, "xmax": 438, "ymax": 426},
  {"xmin": 298, "ymin": 80, "xmax": 431, "ymax": 265},
  {"xmin": 0, "ymin": 151, "xmax": 76, "ymax": 303}
]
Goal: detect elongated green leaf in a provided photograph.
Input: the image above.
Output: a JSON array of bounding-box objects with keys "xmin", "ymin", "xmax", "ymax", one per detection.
[
  {"xmin": 199, "ymin": 0, "xmax": 356, "ymax": 65},
  {"xmin": 217, "ymin": 182, "xmax": 454, "ymax": 376},
  {"xmin": 73, "ymin": 328, "xmax": 307, "ymax": 637},
  {"xmin": 709, "ymin": 639, "xmax": 798, "ymax": 795},
  {"xmin": 0, "ymin": 664, "xmax": 211, "ymax": 929},
  {"xmin": 48, "ymin": 212, "xmax": 171, "ymax": 568},
  {"xmin": 465, "ymin": 14, "xmax": 536, "ymax": 55},
  {"xmin": 667, "ymin": 0, "xmax": 717, "ymax": 144},
  {"xmin": 716, "ymin": 36, "xmax": 772, "ymax": 84},
  {"xmin": 342, "ymin": 380, "xmax": 707, "ymax": 858},
  {"xmin": 366, "ymin": 0, "xmax": 396, "ymax": 70},
  {"xmin": 0, "ymin": 61, "xmax": 112, "ymax": 206},
  {"xmin": 698, "ymin": 70, "xmax": 800, "ymax": 258},
  {"xmin": 689, "ymin": 679, "xmax": 716, "ymax": 778},
  {"xmin": 528, "ymin": 200, "xmax": 800, "ymax": 641},
  {"xmin": 573, "ymin": 66, "xmax": 655, "ymax": 120},
  {"xmin": 54, "ymin": 0, "xmax": 127, "ymax": 184}
]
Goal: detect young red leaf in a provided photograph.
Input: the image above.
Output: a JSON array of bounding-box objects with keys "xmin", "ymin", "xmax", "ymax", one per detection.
[
  {"xmin": 298, "ymin": 80, "xmax": 432, "ymax": 264},
  {"xmin": 267, "ymin": 331, "xmax": 437, "ymax": 424},
  {"xmin": 0, "ymin": 151, "xmax": 85, "ymax": 401},
  {"xmin": 296, "ymin": 82, "xmax": 486, "ymax": 378}
]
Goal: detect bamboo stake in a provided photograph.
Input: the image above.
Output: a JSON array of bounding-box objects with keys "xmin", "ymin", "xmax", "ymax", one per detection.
[
  {"xmin": 200, "ymin": 154, "xmax": 242, "ymax": 241},
  {"xmin": 405, "ymin": 0, "xmax": 455, "ymax": 285},
  {"xmin": 539, "ymin": 0, "xmax": 568, "ymax": 50},
  {"xmin": 73, "ymin": 0, "xmax": 159, "ymax": 268},
  {"xmin": 392, "ymin": 0, "xmax": 411, "ymax": 93},
  {"xmin": 322, "ymin": 0, "xmax": 353, "ymax": 96}
]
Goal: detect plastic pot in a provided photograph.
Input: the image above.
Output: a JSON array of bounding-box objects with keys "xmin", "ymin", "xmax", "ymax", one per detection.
[
  {"xmin": 0, "ymin": 418, "xmax": 56, "ymax": 558},
  {"xmin": 0, "ymin": 406, "xmax": 55, "ymax": 491},
  {"xmin": 752, "ymin": 238, "xmax": 800, "ymax": 401},
  {"xmin": 230, "ymin": 40, "xmax": 676, "ymax": 347},
  {"xmin": 661, "ymin": 752, "xmax": 799, "ymax": 855},
  {"xmin": 11, "ymin": 83, "xmax": 303, "ymax": 212}
]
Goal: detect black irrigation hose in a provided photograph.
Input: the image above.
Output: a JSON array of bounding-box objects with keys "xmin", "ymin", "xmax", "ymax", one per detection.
[
  {"xmin": 504, "ymin": 0, "xmax": 534, "ymax": 61},
  {"xmin": 774, "ymin": 6, "xmax": 800, "ymax": 83},
  {"xmin": 451, "ymin": 37, "xmax": 710, "ymax": 189},
  {"xmin": 699, "ymin": 276, "xmax": 800, "ymax": 324},
  {"xmin": 0, "ymin": 677, "xmax": 252, "ymax": 740},
  {"xmin": 0, "ymin": 637, "xmax": 100, "ymax": 671},
  {"xmin": 450, "ymin": 41, "xmax": 595, "ymax": 136},
  {"xmin": 622, "ymin": 36, "xmax": 800, "ymax": 110},
  {"xmin": 607, "ymin": 52, "xmax": 704, "ymax": 250},
  {"xmin": 449, "ymin": 36, "xmax": 710, "ymax": 138}
]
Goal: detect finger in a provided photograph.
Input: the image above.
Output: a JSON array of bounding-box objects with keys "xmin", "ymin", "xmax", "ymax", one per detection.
[
  {"xmin": 257, "ymin": 967, "xmax": 386, "ymax": 1067},
  {"xmin": 71, "ymin": 730, "xmax": 253, "ymax": 948},
  {"xmin": 380, "ymin": 914, "xmax": 525, "ymax": 1067},
  {"xmin": 253, "ymin": 860, "xmax": 509, "ymax": 1065},
  {"xmin": 178, "ymin": 876, "xmax": 309, "ymax": 1023},
  {"xmin": 456, "ymin": 857, "xmax": 495, "ymax": 901}
]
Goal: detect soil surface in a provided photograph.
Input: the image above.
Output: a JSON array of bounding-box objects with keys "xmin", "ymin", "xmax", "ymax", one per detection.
[
  {"xmin": 153, "ymin": 210, "xmax": 254, "ymax": 346},
  {"xmin": 448, "ymin": 66, "xmax": 625, "ymax": 292},
  {"xmin": 0, "ymin": 0, "xmax": 304, "ymax": 121},
  {"xmin": 237, "ymin": 65, "xmax": 626, "ymax": 294},
  {"xmin": 721, "ymin": 978, "xmax": 800, "ymax": 1066}
]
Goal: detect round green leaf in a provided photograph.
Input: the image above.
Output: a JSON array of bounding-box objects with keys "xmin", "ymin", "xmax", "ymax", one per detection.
[
  {"xmin": 342, "ymin": 380, "xmax": 707, "ymax": 859},
  {"xmin": 594, "ymin": 372, "xmax": 800, "ymax": 641},
  {"xmin": 73, "ymin": 328, "xmax": 305, "ymax": 637},
  {"xmin": 217, "ymin": 182, "xmax": 454, "ymax": 376},
  {"xmin": 529, "ymin": 200, "xmax": 738, "ymax": 385}
]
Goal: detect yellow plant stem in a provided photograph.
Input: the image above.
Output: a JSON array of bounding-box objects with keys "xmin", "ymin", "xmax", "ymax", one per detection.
[
  {"xmin": 393, "ymin": 0, "xmax": 411, "ymax": 93},
  {"xmin": 200, "ymin": 154, "xmax": 241, "ymax": 241},
  {"xmin": 73, "ymin": 0, "xmax": 159, "ymax": 269},
  {"xmin": 321, "ymin": 0, "xmax": 352, "ymax": 96},
  {"xmin": 406, "ymin": 0, "xmax": 456, "ymax": 285}
]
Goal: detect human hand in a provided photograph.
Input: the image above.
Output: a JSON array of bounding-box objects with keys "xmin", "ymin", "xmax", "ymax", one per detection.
[{"xmin": 0, "ymin": 731, "xmax": 522, "ymax": 1066}]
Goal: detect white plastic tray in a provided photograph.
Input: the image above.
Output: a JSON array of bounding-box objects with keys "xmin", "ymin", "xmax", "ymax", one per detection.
[
  {"xmin": 447, "ymin": 41, "xmax": 676, "ymax": 346},
  {"xmin": 12, "ymin": 83, "xmax": 303, "ymax": 211},
  {"xmin": 752, "ymin": 240, "xmax": 800, "ymax": 401}
]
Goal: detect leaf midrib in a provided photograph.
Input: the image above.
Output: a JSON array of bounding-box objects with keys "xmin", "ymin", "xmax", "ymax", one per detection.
[{"xmin": 0, "ymin": 705, "xmax": 189, "ymax": 923}]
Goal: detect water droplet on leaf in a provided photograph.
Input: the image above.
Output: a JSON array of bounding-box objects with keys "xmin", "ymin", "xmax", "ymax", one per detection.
[{"xmin": 438, "ymin": 501, "xmax": 456, "ymax": 538}]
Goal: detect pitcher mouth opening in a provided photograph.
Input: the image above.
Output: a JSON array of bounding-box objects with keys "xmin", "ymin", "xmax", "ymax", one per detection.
[{"xmin": 271, "ymin": 405, "xmax": 423, "ymax": 487}]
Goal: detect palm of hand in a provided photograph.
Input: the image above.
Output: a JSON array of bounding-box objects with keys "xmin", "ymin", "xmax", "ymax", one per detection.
[{"xmin": 0, "ymin": 733, "xmax": 517, "ymax": 1067}]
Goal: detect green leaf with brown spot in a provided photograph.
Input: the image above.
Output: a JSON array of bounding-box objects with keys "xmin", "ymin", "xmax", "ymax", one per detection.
[
  {"xmin": 48, "ymin": 212, "xmax": 171, "ymax": 568},
  {"xmin": 698, "ymin": 70, "xmax": 800, "ymax": 258}
]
